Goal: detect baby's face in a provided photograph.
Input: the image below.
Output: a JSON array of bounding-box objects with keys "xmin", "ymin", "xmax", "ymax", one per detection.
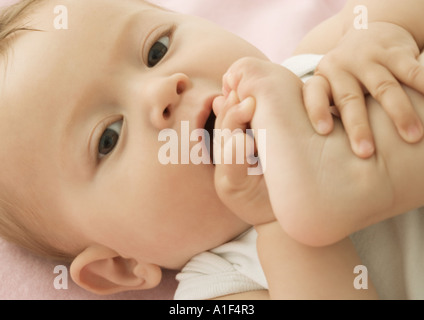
[{"xmin": 0, "ymin": 0, "xmax": 268, "ymax": 269}]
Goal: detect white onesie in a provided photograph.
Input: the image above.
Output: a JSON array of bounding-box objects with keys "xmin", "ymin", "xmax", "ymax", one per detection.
[{"xmin": 174, "ymin": 54, "xmax": 424, "ymax": 300}]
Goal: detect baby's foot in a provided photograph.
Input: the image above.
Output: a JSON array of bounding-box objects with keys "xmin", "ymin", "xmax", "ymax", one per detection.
[{"xmin": 222, "ymin": 57, "xmax": 395, "ymax": 246}]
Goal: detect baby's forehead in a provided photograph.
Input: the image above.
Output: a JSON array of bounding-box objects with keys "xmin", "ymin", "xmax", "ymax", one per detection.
[
  {"xmin": 0, "ymin": 1, "xmax": 158, "ymax": 141},
  {"xmin": 0, "ymin": 0, "xmax": 170, "ymax": 122}
]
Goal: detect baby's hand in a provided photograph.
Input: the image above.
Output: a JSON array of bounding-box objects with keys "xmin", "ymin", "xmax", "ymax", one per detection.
[
  {"xmin": 304, "ymin": 22, "xmax": 424, "ymax": 158},
  {"xmin": 213, "ymin": 89, "xmax": 274, "ymax": 226}
]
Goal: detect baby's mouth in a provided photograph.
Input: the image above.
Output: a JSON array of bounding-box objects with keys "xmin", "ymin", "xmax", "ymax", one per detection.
[{"xmin": 204, "ymin": 110, "xmax": 216, "ymax": 164}]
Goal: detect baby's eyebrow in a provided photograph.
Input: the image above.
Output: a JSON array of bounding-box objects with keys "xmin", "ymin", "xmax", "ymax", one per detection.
[
  {"xmin": 0, "ymin": 27, "xmax": 42, "ymax": 88},
  {"xmin": 143, "ymin": 0, "xmax": 168, "ymax": 12},
  {"xmin": 0, "ymin": 26, "xmax": 40, "ymax": 56},
  {"xmin": 0, "ymin": 0, "xmax": 48, "ymax": 67}
]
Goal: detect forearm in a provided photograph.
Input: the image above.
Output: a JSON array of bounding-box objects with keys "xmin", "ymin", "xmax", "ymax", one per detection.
[
  {"xmin": 342, "ymin": 0, "xmax": 424, "ymax": 49},
  {"xmin": 294, "ymin": 0, "xmax": 424, "ymax": 55},
  {"xmin": 255, "ymin": 222, "xmax": 378, "ymax": 300}
]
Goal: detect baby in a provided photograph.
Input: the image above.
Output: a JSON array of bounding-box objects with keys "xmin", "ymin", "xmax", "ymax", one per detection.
[{"xmin": 1, "ymin": 0, "xmax": 424, "ymax": 299}]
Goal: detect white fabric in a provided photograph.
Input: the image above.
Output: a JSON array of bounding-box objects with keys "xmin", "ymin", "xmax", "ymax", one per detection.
[
  {"xmin": 351, "ymin": 208, "xmax": 424, "ymax": 300},
  {"xmin": 174, "ymin": 228, "xmax": 267, "ymax": 300},
  {"xmin": 282, "ymin": 53, "xmax": 324, "ymax": 81},
  {"xmin": 174, "ymin": 54, "xmax": 424, "ymax": 300}
]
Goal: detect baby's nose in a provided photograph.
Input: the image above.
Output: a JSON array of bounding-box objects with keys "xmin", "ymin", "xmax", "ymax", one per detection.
[{"xmin": 149, "ymin": 73, "xmax": 190, "ymax": 130}]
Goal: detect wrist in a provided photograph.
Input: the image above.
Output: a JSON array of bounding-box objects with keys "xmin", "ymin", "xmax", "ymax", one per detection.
[{"xmin": 342, "ymin": 0, "xmax": 424, "ymax": 50}]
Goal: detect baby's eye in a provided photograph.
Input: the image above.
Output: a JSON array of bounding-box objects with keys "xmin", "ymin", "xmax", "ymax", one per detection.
[
  {"xmin": 98, "ymin": 120, "xmax": 123, "ymax": 157},
  {"xmin": 148, "ymin": 35, "xmax": 169, "ymax": 67}
]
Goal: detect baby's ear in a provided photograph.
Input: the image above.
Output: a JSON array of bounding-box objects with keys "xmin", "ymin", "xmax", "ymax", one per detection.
[{"xmin": 70, "ymin": 245, "xmax": 162, "ymax": 295}]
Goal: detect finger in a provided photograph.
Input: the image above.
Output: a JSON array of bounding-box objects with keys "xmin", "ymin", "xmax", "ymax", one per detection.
[
  {"xmin": 384, "ymin": 50, "xmax": 424, "ymax": 96},
  {"xmin": 363, "ymin": 64, "xmax": 423, "ymax": 143},
  {"xmin": 329, "ymin": 71, "xmax": 375, "ymax": 158},
  {"xmin": 303, "ymin": 74, "xmax": 334, "ymax": 135},
  {"xmin": 383, "ymin": 55, "xmax": 424, "ymax": 142}
]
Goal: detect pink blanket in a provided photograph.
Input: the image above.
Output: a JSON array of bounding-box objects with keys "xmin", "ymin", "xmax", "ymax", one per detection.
[{"xmin": 0, "ymin": 0, "xmax": 345, "ymax": 300}]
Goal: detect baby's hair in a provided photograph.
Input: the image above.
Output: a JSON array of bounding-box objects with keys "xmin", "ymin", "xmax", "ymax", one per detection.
[
  {"xmin": 0, "ymin": 0, "xmax": 46, "ymax": 58},
  {"xmin": 0, "ymin": 0, "xmax": 74, "ymax": 262},
  {"xmin": 0, "ymin": 195, "xmax": 74, "ymax": 263}
]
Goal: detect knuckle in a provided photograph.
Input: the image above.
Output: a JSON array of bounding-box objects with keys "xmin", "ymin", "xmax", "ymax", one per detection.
[
  {"xmin": 226, "ymin": 57, "xmax": 265, "ymax": 93},
  {"xmin": 346, "ymin": 122, "xmax": 372, "ymax": 142},
  {"xmin": 350, "ymin": 121, "xmax": 370, "ymax": 133},
  {"xmin": 406, "ymin": 63, "xmax": 423, "ymax": 83},
  {"xmin": 316, "ymin": 53, "xmax": 340, "ymax": 73},
  {"xmin": 228, "ymin": 58, "xmax": 279, "ymax": 98},
  {"xmin": 316, "ymin": 60, "xmax": 330, "ymax": 74},
  {"xmin": 336, "ymin": 92, "xmax": 361, "ymax": 109},
  {"xmin": 229, "ymin": 57, "xmax": 261, "ymax": 74},
  {"xmin": 373, "ymin": 79, "xmax": 398, "ymax": 101},
  {"xmin": 303, "ymin": 75, "xmax": 328, "ymax": 96}
]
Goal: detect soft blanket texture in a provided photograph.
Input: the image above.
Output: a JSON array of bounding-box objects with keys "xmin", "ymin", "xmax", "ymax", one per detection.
[{"xmin": 0, "ymin": 0, "xmax": 345, "ymax": 300}]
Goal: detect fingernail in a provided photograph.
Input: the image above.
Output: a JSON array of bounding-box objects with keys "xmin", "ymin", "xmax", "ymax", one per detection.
[
  {"xmin": 357, "ymin": 139, "xmax": 374, "ymax": 157},
  {"xmin": 406, "ymin": 124, "xmax": 423, "ymax": 142},
  {"xmin": 317, "ymin": 120, "xmax": 330, "ymax": 134}
]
